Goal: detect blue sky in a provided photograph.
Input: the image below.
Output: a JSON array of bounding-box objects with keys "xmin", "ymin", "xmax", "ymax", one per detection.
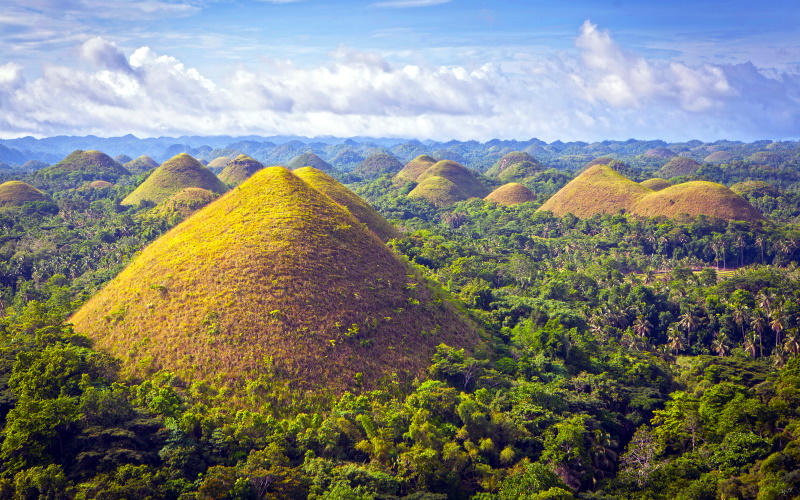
[{"xmin": 0, "ymin": 0, "xmax": 798, "ymax": 141}]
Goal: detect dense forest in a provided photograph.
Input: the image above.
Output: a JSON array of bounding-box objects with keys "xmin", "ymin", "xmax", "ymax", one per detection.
[{"xmin": 0, "ymin": 138, "xmax": 799, "ymax": 499}]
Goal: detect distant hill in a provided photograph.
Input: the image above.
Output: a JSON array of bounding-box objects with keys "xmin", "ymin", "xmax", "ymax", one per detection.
[
  {"xmin": 485, "ymin": 151, "xmax": 542, "ymax": 182},
  {"xmin": 644, "ymin": 147, "xmax": 677, "ymax": 159},
  {"xmin": 353, "ymin": 152, "xmax": 404, "ymax": 180},
  {"xmin": 287, "ymin": 152, "xmax": 335, "ymax": 173},
  {"xmin": 408, "ymin": 160, "xmax": 489, "ymax": 207},
  {"xmin": 485, "ymin": 183, "xmax": 536, "ymax": 206},
  {"xmin": 71, "ymin": 166, "xmax": 481, "ymax": 407},
  {"xmin": 206, "ymin": 156, "xmax": 232, "ymax": 174},
  {"xmin": 123, "ymin": 155, "xmax": 159, "ymax": 175},
  {"xmin": 114, "ymin": 154, "xmax": 133, "ymax": 164},
  {"xmin": 37, "ymin": 150, "xmax": 130, "ymax": 183},
  {"xmin": 538, "ymin": 165, "xmax": 651, "ymax": 217},
  {"xmin": 294, "ymin": 167, "xmax": 401, "ymax": 242},
  {"xmin": 121, "ymin": 153, "xmax": 229, "ymax": 206},
  {"xmin": 746, "ymin": 151, "xmax": 783, "ymax": 166},
  {"xmin": 704, "ymin": 151, "xmax": 735, "ymax": 164},
  {"xmin": 640, "ymin": 178, "xmax": 673, "ymax": 191},
  {"xmin": 152, "ymin": 187, "xmax": 219, "ymax": 220},
  {"xmin": 0, "ymin": 181, "xmax": 48, "ymax": 207},
  {"xmin": 657, "ymin": 157, "xmax": 702, "ymax": 179},
  {"xmin": 218, "ymin": 155, "xmax": 265, "ymax": 186},
  {"xmin": 730, "ymin": 180, "xmax": 780, "ymax": 198},
  {"xmin": 632, "ymin": 182, "xmax": 765, "ymax": 221},
  {"xmin": 394, "ymin": 155, "xmax": 436, "ymax": 184},
  {"xmin": 86, "ymin": 180, "xmax": 113, "ymax": 189}
]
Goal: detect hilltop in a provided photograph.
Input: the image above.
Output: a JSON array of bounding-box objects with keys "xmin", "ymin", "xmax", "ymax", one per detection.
[
  {"xmin": 640, "ymin": 178, "xmax": 673, "ymax": 191},
  {"xmin": 287, "ymin": 152, "xmax": 335, "ymax": 173},
  {"xmin": 152, "ymin": 187, "xmax": 219, "ymax": 220},
  {"xmin": 408, "ymin": 160, "xmax": 489, "ymax": 207},
  {"xmin": 217, "ymin": 154, "xmax": 264, "ymax": 186},
  {"xmin": 353, "ymin": 152, "xmax": 404, "ymax": 179},
  {"xmin": 485, "ymin": 183, "xmax": 536, "ymax": 206},
  {"xmin": 70, "ymin": 166, "xmax": 481, "ymax": 408},
  {"xmin": 538, "ymin": 164, "xmax": 651, "ymax": 217},
  {"xmin": 121, "ymin": 153, "xmax": 229, "ymax": 206},
  {"xmin": 294, "ymin": 167, "xmax": 401, "ymax": 242},
  {"xmin": 394, "ymin": 154, "xmax": 437, "ymax": 184},
  {"xmin": 206, "ymin": 156, "xmax": 232, "ymax": 173},
  {"xmin": 657, "ymin": 157, "xmax": 701, "ymax": 178},
  {"xmin": 123, "ymin": 155, "xmax": 159, "ymax": 175},
  {"xmin": 485, "ymin": 151, "xmax": 542, "ymax": 182},
  {"xmin": 36, "ymin": 150, "xmax": 129, "ymax": 182},
  {"xmin": 0, "ymin": 181, "xmax": 48, "ymax": 207},
  {"xmin": 633, "ymin": 181, "xmax": 765, "ymax": 221}
]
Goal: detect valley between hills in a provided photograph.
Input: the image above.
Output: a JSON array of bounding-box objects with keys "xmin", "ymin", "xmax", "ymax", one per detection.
[{"xmin": 0, "ymin": 137, "xmax": 799, "ymax": 499}]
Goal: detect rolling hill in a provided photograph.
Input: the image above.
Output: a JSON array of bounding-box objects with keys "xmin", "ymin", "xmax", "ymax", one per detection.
[
  {"xmin": 37, "ymin": 150, "xmax": 130, "ymax": 182},
  {"xmin": 485, "ymin": 183, "xmax": 536, "ymax": 206},
  {"xmin": 123, "ymin": 155, "xmax": 159, "ymax": 175},
  {"xmin": 640, "ymin": 178, "xmax": 673, "ymax": 191},
  {"xmin": 121, "ymin": 153, "xmax": 229, "ymax": 206},
  {"xmin": 632, "ymin": 181, "xmax": 765, "ymax": 221},
  {"xmin": 407, "ymin": 160, "xmax": 489, "ymax": 207},
  {"xmin": 152, "ymin": 187, "xmax": 219, "ymax": 220},
  {"xmin": 353, "ymin": 152, "xmax": 404, "ymax": 179},
  {"xmin": 0, "ymin": 181, "xmax": 48, "ymax": 207},
  {"xmin": 217, "ymin": 155, "xmax": 265, "ymax": 186},
  {"xmin": 657, "ymin": 157, "xmax": 702, "ymax": 178},
  {"xmin": 394, "ymin": 154, "xmax": 437, "ymax": 184},
  {"xmin": 70, "ymin": 166, "xmax": 481, "ymax": 408},
  {"xmin": 287, "ymin": 152, "xmax": 335, "ymax": 173},
  {"xmin": 485, "ymin": 151, "xmax": 542, "ymax": 182}
]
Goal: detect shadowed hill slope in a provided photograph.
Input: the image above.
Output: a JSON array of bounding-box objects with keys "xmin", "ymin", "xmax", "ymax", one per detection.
[
  {"xmin": 633, "ymin": 182, "xmax": 765, "ymax": 221},
  {"xmin": 538, "ymin": 165, "xmax": 652, "ymax": 217},
  {"xmin": 0, "ymin": 181, "xmax": 48, "ymax": 207},
  {"xmin": 206, "ymin": 156, "xmax": 232, "ymax": 172},
  {"xmin": 730, "ymin": 181, "xmax": 780, "ymax": 198},
  {"xmin": 287, "ymin": 152, "xmax": 335, "ymax": 173},
  {"xmin": 408, "ymin": 176, "xmax": 470, "ymax": 207},
  {"xmin": 485, "ymin": 183, "xmax": 536, "ymax": 206},
  {"xmin": 416, "ymin": 160, "xmax": 488, "ymax": 198},
  {"xmin": 294, "ymin": 167, "xmax": 401, "ymax": 241},
  {"xmin": 71, "ymin": 166, "xmax": 481, "ymax": 407},
  {"xmin": 218, "ymin": 155, "xmax": 264, "ymax": 186},
  {"xmin": 121, "ymin": 153, "xmax": 229, "ymax": 206},
  {"xmin": 640, "ymin": 178, "xmax": 673, "ymax": 191}
]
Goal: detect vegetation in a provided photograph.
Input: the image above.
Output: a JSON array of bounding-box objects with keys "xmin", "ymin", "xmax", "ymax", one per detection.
[
  {"xmin": 395, "ymin": 154, "xmax": 437, "ymax": 184},
  {"xmin": 287, "ymin": 153, "xmax": 335, "ymax": 173},
  {"xmin": 35, "ymin": 150, "xmax": 130, "ymax": 188},
  {"xmin": 218, "ymin": 155, "xmax": 265, "ymax": 186},
  {"xmin": 122, "ymin": 155, "xmax": 159, "ymax": 175},
  {"xmin": 121, "ymin": 153, "xmax": 229, "ymax": 206},
  {"xmin": 151, "ymin": 187, "xmax": 219, "ymax": 221},
  {"xmin": 484, "ymin": 183, "xmax": 536, "ymax": 206},
  {"xmin": 353, "ymin": 153, "xmax": 405, "ymax": 180},
  {"xmin": 657, "ymin": 157, "xmax": 702, "ymax": 179},
  {"xmin": 0, "ymin": 181, "xmax": 47, "ymax": 208},
  {"xmin": 632, "ymin": 181, "xmax": 765, "ymax": 222},
  {"xmin": 639, "ymin": 178, "xmax": 672, "ymax": 191},
  {"xmin": 538, "ymin": 165, "xmax": 651, "ymax": 217}
]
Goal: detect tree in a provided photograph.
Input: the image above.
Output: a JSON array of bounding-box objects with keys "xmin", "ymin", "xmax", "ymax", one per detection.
[
  {"xmin": 618, "ymin": 427, "xmax": 663, "ymax": 488},
  {"xmin": 678, "ymin": 306, "xmax": 701, "ymax": 348}
]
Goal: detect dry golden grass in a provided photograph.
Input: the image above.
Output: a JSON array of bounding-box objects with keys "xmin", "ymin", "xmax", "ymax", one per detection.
[
  {"xmin": 206, "ymin": 156, "xmax": 233, "ymax": 169},
  {"xmin": 152, "ymin": 187, "xmax": 219, "ymax": 219},
  {"xmin": 218, "ymin": 155, "xmax": 264, "ymax": 186},
  {"xmin": 416, "ymin": 160, "xmax": 488, "ymax": 198},
  {"xmin": 639, "ymin": 178, "xmax": 673, "ymax": 191},
  {"xmin": 0, "ymin": 181, "xmax": 47, "ymax": 206},
  {"xmin": 657, "ymin": 157, "xmax": 701, "ymax": 178},
  {"xmin": 485, "ymin": 183, "xmax": 536, "ymax": 206},
  {"xmin": 485, "ymin": 151, "xmax": 541, "ymax": 179},
  {"xmin": 294, "ymin": 166, "xmax": 401, "ymax": 241},
  {"xmin": 123, "ymin": 156, "xmax": 159, "ymax": 175},
  {"xmin": 71, "ymin": 166, "xmax": 482, "ymax": 408},
  {"xmin": 704, "ymin": 151, "xmax": 735, "ymax": 164},
  {"xmin": 394, "ymin": 154, "xmax": 436, "ymax": 184},
  {"xmin": 121, "ymin": 153, "xmax": 229, "ymax": 206},
  {"xmin": 632, "ymin": 181, "xmax": 765, "ymax": 221},
  {"xmin": 408, "ymin": 175, "xmax": 470, "ymax": 207}
]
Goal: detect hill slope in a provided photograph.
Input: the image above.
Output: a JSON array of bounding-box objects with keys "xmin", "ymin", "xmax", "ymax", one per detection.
[
  {"xmin": 353, "ymin": 153, "xmax": 404, "ymax": 179},
  {"xmin": 123, "ymin": 155, "xmax": 159, "ymax": 175},
  {"xmin": 37, "ymin": 150, "xmax": 129, "ymax": 181},
  {"xmin": 485, "ymin": 151, "xmax": 542, "ymax": 182},
  {"xmin": 394, "ymin": 155, "xmax": 437, "ymax": 184},
  {"xmin": 0, "ymin": 181, "xmax": 48, "ymax": 207},
  {"xmin": 294, "ymin": 167, "xmax": 401, "ymax": 241},
  {"xmin": 640, "ymin": 178, "xmax": 673, "ymax": 191},
  {"xmin": 633, "ymin": 182, "xmax": 765, "ymax": 221},
  {"xmin": 485, "ymin": 183, "xmax": 536, "ymax": 206},
  {"xmin": 121, "ymin": 153, "xmax": 229, "ymax": 206},
  {"xmin": 71, "ymin": 167, "xmax": 481, "ymax": 407},
  {"xmin": 287, "ymin": 152, "xmax": 335, "ymax": 173},
  {"xmin": 217, "ymin": 155, "xmax": 264, "ymax": 186},
  {"xmin": 657, "ymin": 157, "xmax": 702, "ymax": 178}
]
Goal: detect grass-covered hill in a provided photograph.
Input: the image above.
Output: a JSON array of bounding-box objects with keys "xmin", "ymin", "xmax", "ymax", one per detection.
[
  {"xmin": 704, "ymin": 151, "xmax": 735, "ymax": 164},
  {"xmin": 86, "ymin": 180, "xmax": 113, "ymax": 189},
  {"xmin": 394, "ymin": 154, "xmax": 437, "ymax": 184},
  {"xmin": 640, "ymin": 178, "xmax": 673, "ymax": 191},
  {"xmin": 657, "ymin": 156, "xmax": 702, "ymax": 178},
  {"xmin": 408, "ymin": 175, "xmax": 469, "ymax": 207},
  {"xmin": 644, "ymin": 147, "xmax": 677, "ymax": 159},
  {"xmin": 36, "ymin": 150, "xmax": 130, "ymax": 182},
  {"xmin": 217, "ymin": 154, "xmax": 264, "ymax": 186},
  {"xmin": 70, "ymin": 166, "xmax": 481, "ymax": 408},
  {"xmin": 538, "ymin": 164, "xmax": 652, "ymax": 217},
  {"xmin": 0, "ymin": 180, "xmax": 48, "ymax": 207},
  {"xmin": 353, "ymin": 152, "xmax": 404, "ymax": 179},
  {"xmin": 294, "ymin": 167, "xmax": 401, "ymax": 241},
  {"xmin": 287, "ymin": 152, "xmax": 335, "ymax": 173},
  {"xmin": 747, "ymin": 151, "xmax": 783, "ymax": 166},
  {"xmin": 123, "ymin": 155, "xmax": 159, "ymax": 175},
  {"xmin": 485, "ymin": 151, "xmax": 543, "ymax": 182},
  {"xmin": 632, "ymin": 181, "xmax": 766, "ymax": 221},
  {"xmin": 121, "ymin": 153, "xmax": 229, "ymax": 206},
  {"xmin": 152, "ymin": 187, "xmax": 219, "ymax": 220},
  {"xmin": 407, "ymin": 160, "xmax": 490, "ymax": 207},
  {"xmin": 730, "ymin": 180, "xmax": 781, "ymax": 198},
  {"xmin": 485, "ymin": 182, "xmax": 536, "ymax": 206},
  {"xmin": 206, "ymin": 156, "xmax": 232, "ymax": 173}
]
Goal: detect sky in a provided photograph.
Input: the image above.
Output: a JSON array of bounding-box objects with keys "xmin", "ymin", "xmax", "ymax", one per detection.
[{"xmin": 0, "ymin": 0, "xmax": 799, "ymax": 142}]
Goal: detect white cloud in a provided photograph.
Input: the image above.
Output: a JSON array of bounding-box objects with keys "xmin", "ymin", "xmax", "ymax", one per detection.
[
  {"xmin": 371, "ymin": 0, "xmax": 451, "ymax": 8},
  {"xmin": 0, "ymin": 27, "xmax": 798, "ymax": 141}
]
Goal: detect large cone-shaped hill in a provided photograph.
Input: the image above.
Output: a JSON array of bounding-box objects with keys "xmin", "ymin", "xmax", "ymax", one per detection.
[
  {"xmin": 38, "ymin": 150, "xmax": 130, "ymax": 181},
  {"xmin": 287, "ymin": 152, "xmax": 335, "ymax": 173},
  {"xmin": 632, "ymin": 182, "xmax": 765, "ymax": 221},
  {"xmin": 71, "ymin": 166, "xmax": 481, "ymax": 405},
  {"xmin": 294, "ymin": 167, "xmax": 401, "ymax": 241},
  {"xmin": 124, "ymin": 155, "xmax": 159, "ymax": 175},
  {"xmin": 121, "ymin": 153, "xmax": 229, "ymax": 206},
  {"xmin": 394, "ymin": 155, "xmax": 437, "ymax": 184},
  {"xmin": 0, "ymin": 181, "xmax": 48, "ymax": 207},
  {"xmin": 353, "ymin": 152, "xmax": 404, "ymax": 179},
  {"xmin": 408, "ymin": 160, "xmax": 489, "ymax": 207},
  {"xmin": 538, "ymin": 165, "xmax": 764, "ymax": 221},
  {"xmin": 218, "ymin": 155, "xmax": 265, "ymax": 186},
  {"xmin": 485, "ymin": 151, "xmax": 542, "ymax": 182},
  {"xmin": 485, "ymin": 183, "xmax": 536, "ymax": 206},
  {"xmin": 657, "ymin": 157, "xmax": 701, "ymax": 178},
  {"xmin": 538, "ymin": 165, "xmax": 651, "ymax": 217}
]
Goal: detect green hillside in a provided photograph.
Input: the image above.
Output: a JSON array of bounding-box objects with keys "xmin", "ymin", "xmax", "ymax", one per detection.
[
  {"xmin": 353, "ymin": 152, "xmax": 404, "ymax": 179},
  {"xmin": 657, "ymin": 156, "xmax": 702, "ymax": 178},
  {"xmin": 486, "ymin": 151, "xmax": 542, "ymax": 182},
  {"xmin": 394, "ymin": 154, "xmax": 437, "ymax": 184},
  {"xmin": 416, "ymin": 160, "xmax": 488, "ymax": 198},
  {"xmin": 121, "ymin": 153, "xmax": 229, "ymax": 206},
  {"xmin": 37, "ymin": 150, "xmax": 130, "ymax": 182},
  {"xmin": 123, "ymin": 155, "xmax": 159, "ymax": 175},
  {"xmin": 287, "ymin": 152, "xmax": 335, "ymax": 173},
  {"xmin": 217, "ymin": 155, "xmax": 264, "ymax": 186}
]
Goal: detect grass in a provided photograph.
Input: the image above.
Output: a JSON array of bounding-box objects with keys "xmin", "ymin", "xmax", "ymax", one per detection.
[
  {"xmin": 353, "ymin": 153, "xmax": 404, "ymax": 179},
  {"xmin": 485, "ymin": 151, "xmax": 541, "ymax": 179},
  {"xmin": 218, "ymin": 155, "xmax": 265, "ymax": 186},
  {"xmin": 0, "ymin": 181, "xmax": 48, "ymax": 206},
  {"xmin": 206, "ymin": 156, "xmax": 232, "ymax": 170},
  {"xmin": 485, "ymin": 183, "xmax": 536, "ymax": 206},
  {"xmin": 730, "ymin": 180, "xmax": 780, "ymax": 198},
  {"xmin": 639, "ymin": 178, "xmax": 673, "ymax": 191},
  {"xmin": 704, "ymin": 151, "xmax": 734, "ymax": 163},
  {"xmin": 121, "ymin": 153, "xmax": 229, "ymax": 206},
  {"xmin": 86, "ymin": 180, "xmax": 113, "ymax": 189},
  {"xmin": 416, "ymin": 160, "xmax": 489, "ymax": 198},
  {"xmin": 657, "ymin": 157, "xmax": 701, "ymax": 178},
  {"xmin": 746, "ymin": 151, "xmax": 783, "ymax": 166},
  {"xmin": 632, "ymin": 181, "xmax": 765, "ymax": 221},
  {"xmin": 287, "ymin": 153, "xmax": 335, "ymax": 173},
  {"xmin": 38, "ymin": 150, "xmax": 130, "ymax": 180},
  {"xmin": 152, "ymin": 187, "xmax": 219, "ymax": 219},
  {"xmin": 71, "ymin": 166, "xmax": 482, "ymax": 410},
  {"xmin": 408, "ymin": 175, "xmax": 469, "ymax": 207},
  {"xmin": 644, "ymin": 147, "xmax": 677, "ymax": 158},
  {"xmin": 394, "ymin": 155, "xmax": 436, "ymax": 184},
  {"xmin": 294, "ymin": 166, "xmax": 401, "ymax": 242},
  {"xmin": 538, "ymin": 164, "xmax": 652, "ymax": 218},
  {"xmin": 123, "ymin": 156, "xmax": 159, "ymax": 175}
]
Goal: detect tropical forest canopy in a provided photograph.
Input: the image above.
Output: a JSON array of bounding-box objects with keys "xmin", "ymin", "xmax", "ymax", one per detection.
[{"xmin": 0, "ymin": 136, "xmax": 799, "ymax": 499}]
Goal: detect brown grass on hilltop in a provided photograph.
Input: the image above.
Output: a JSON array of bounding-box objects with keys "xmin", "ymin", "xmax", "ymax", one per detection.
[
  {"xmin": 657, "ymin": 157, "xmax": 701, "ymax": 178},
  {"xmin": 394, "ymin": 155, "xmax": 437, "ymax": 184},
  {"xmin": 121, "ymin": 153, "xmax": 229, "ymax": 206},
  {"xmin": 485, "ymin": 183, "xmax": 536, "ymax": 206},
  {"xmin": 152, "ymin": 187, "xmax": 219, "ymax": 220},
  {"xmin": 633, "ymin": 181, "xmax": 765, "ymax": 221},
  {"xmin": 639, "ymin": 178, "xmax": 673, "ymax": 191},
  {"xmin": 218, "ymin": 155, "xmax": 265, "ymax": 186},
  {"xmin": 287, "ymin": 152, "xmax": 335, "ymax": 173},
  {"xmin": 0, "ymin": 181, "xmax": 48, "ymax": 207},
  {"xmin": 70, "ymin": 166, "xmax": 482, "ymax": 410}
]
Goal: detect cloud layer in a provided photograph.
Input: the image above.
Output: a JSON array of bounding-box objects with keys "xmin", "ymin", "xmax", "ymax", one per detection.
[{"xmin": 0, "ymin": 21, "xmax": 798, "ymax": 141}]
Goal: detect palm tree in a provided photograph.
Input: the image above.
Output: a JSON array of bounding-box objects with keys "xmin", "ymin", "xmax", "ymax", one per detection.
[
  {"xmin": 589, "ymin": 429, "xmax": 619, "ymax": 477},
  {"xmin": 712, "ymin": 332, "xmax": 730, "ymax": 357},
  {"xmin": 783, "ymin": 329, "xmax": 800, "ymax": 358},
  {"xmin": 750, "ymin": 313, "xmax": 767, "ymax": 358},
  {"xmin": 743, "ymin": 332, "xmax": 757, "ymax": 358},
  {"xmin": 633, "ymin": 315, "xmax": 653, "ymax": 339},
  {"xmin": 730, "ymin": 304, "xmax": 749, "ymax": 342},
  {"xmin": 667, "ymin": 326, "xmax": 684, "ymax": 357},
  {"xmin": 756, "ymin": 290, "xmax": 774, "ymax": 317},
  {"xmin": 679, "ymin": 306, "xmax": 701, "ymax": 347},
  {"xmin": 770, "ymin": 306, "xmax": 785, "ymax": 348},
  {"xmin": 772, "ymin": 345, "xmax": 787, "ymax": 368}
]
